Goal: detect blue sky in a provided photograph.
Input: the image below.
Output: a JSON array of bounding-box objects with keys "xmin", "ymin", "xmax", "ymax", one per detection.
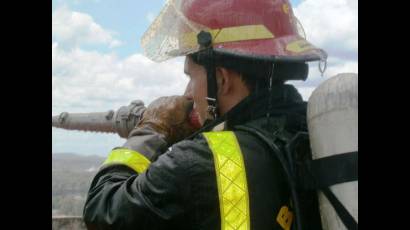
[
  {"xmin": 52, "ymin": 0, "xmax": 167, "ymax": 57},
  {"xmin": 52, "ymin": 0, "xmax": 357, "ymax": 156}
]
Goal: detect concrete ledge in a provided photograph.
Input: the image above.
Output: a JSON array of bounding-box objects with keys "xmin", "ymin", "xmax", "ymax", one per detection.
[{"xmin": 52, "ymin": 216, "xmax": 86, "ymax": 230}]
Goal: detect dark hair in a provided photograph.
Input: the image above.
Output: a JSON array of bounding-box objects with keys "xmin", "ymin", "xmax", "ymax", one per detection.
[{"xmin": 190, "ymin": 51, "xmax": 308, "ymax": 91}]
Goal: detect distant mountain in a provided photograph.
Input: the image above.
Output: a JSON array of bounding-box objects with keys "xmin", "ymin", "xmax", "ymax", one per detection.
[{"xmin": 52, "ymin": 153, "xmax": 105, "ymax": 216}]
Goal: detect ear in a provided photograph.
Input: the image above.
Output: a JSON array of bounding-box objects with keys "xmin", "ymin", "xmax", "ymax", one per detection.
[{"xmin": 216, "ymin": 67, "xmax": 231, "ymax": 96}]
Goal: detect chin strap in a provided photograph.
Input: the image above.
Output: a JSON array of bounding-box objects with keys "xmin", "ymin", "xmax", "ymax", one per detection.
[{"xmin": 197, "ymin": 31, "xmax": 219, "ymax": 122}]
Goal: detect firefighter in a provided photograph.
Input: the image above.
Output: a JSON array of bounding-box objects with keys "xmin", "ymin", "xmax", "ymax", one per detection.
[{"xmin": 83, "ymin": 0, "xmax": 327, "ymax": 229}]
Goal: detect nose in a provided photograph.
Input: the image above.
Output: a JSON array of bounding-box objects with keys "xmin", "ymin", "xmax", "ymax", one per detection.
[{"xmin": 183, "ymin": 81, "xmax": 193, "ymax": 100}]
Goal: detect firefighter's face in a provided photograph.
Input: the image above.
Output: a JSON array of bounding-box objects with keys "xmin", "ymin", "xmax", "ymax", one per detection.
[{"xmin": 183, "ymin": 56, "xmax": 209, "ymax": 126}]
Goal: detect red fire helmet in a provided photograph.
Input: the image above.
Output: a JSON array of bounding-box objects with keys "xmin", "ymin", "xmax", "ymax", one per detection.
[{"xmin": 142, "ymin": 0, "xmax": 327, "ymax": 63}]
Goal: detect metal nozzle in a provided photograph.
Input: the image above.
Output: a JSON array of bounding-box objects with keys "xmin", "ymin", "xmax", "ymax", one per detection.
[{"xmin": 52, "ymin": 100, "xmax": 146, "ymax": 138}]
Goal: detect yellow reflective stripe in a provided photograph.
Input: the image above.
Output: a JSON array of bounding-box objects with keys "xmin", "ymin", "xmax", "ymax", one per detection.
[
  {"xmin": 212, "ymin": 25, "xmax": 274, "ymax": 44},
  {"xmin": 182, "ymin": 24, "xmax": 274, "ymax": 48},
  {"xmin": 276, "ymin": 206, "xmax": 293, "ymax": 230},
  {"xmin": 282, "ymin": 3, "xmax": 290, "ymax": 14},
  {"xmin": 203, "ymin": 131, "xmax": 250, "ymax": 230},
  {"xmin": 104, "ymin": 148, "xmax": 151, "ymax": 174},
  {"xmin": 285, "ymin": 39, "xmax": 314, "ymax": 53}
]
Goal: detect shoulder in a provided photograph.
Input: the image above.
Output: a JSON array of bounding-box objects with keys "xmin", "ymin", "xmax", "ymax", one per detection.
[
  {"xmin": 170, "ymin": 134, "xmax": 210, "ymax": 154},
  {"xmin": 159, "ymin": 134, "xmax": 213, "ymax": 171}
]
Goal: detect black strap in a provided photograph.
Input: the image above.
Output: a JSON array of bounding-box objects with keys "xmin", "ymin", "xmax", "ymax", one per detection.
[
  {"xmin": 304, "ymin": 152, "xmax": 358, "ymax": 230},
  {"xmin": 300, "ymin": 151, "xmax": 358, "ymax": 229},
  {"xmin": 197, "ymin": 31, "xmax": 218, "ymax": 119},
  {"xmin": 305, "ymin": 151, "xmax": 358, "ymax": 189},
  {"xmin": 322, "ymin": 187, "xmax": 358, "ymax": 230},
  {"xmin": 205, "ymin": 56, "xmax": 218, "ymax": 112}
]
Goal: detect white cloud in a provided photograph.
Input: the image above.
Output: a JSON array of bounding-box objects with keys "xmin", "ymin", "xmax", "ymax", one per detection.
[
  {"xmin": 308, "ymin": 57, "xmax": 358, "ymax": 80},
  {"xmin": 290, "ymin": 57, "xmax": 358, "ymax": 100},
  {"xmin": 324, "ymin": 58, "xmax": 358, "ymax": 77},
  {"xmin": 52, "ymin": 43, "xmax": 187, "ymax": 115},
  {"xmin": 290, "ymin": 0, "xmax": 358, "ymax": 100},
  {"xmin": 52, "ymin": 6, "xmax": 122, "ymax": 48},
  {"xmin": 146, "ymin": 12, "xmax": 156, "ymax": 23},
  {"xmin": 294, "ymin": 0, "xmax": 358, "ymax": 59},
  {"xmin": 296, "ymin": 86, "xmax": 316, "ymax": 101},
  {"xmin": 109, "ymin": 40, "xmax": 122, "ymax": 48},
  {"xmin": 52, "ymin": 42, "xmax": 188, "ymax": 155},
  {"xmin": 52, "ymin": 127, "xmax": 124, "ymax": 156}
]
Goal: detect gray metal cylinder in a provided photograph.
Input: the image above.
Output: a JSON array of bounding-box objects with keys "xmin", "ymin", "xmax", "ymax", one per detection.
[
  {"xmin": 307, "ymin": 73, "xmax": 358, "ymax": 229},
  {"xmin": 52, "ymin": 111, "xmax": 117, "ymax": 133},
  {"xmin": 52, "ymin": 100, "xmax": 146, "ymax": 138}
]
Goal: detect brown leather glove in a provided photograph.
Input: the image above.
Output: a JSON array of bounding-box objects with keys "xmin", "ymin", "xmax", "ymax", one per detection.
[{"xmin": 135, "ymin": 96, "xmax": 198, "ymax": 145}]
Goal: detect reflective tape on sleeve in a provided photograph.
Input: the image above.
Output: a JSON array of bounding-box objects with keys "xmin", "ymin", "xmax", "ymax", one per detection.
[{"xmin": 103, "ymin": 148, "xmax": 151, "ymax": 174}]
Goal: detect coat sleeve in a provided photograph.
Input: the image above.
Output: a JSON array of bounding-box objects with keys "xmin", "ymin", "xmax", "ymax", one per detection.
[{"xmin": 83, "ymin": 131, "xmax": 195, "ymax": 230}]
